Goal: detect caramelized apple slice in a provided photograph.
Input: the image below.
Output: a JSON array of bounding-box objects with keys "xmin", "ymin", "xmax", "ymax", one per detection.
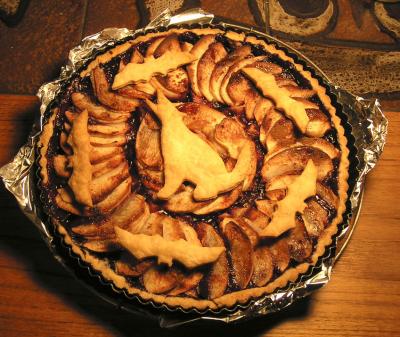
[
  {"xmin": 197, "ymin": 223, "xmax": 228, "ymax": 299},
  {"xmin": 194, "ymin": 186, "xmax": 241, "ymax": 215},
  {"xmin": 90, "ymin": 162, "xmax": 130, "ymax": 204},
  {"xmin": 251, "ymin": 245, "xmax": 273, "ymax": 287},
  {"xmin": 72, "ymin": 93, "xmax": 130, "ymax": 123},
  {"xmin": 255, "ymin": 199, "xmax": 276, "ymax": 218},
  {"xmin": 300, "ymin": 137, "xmax": 340, "ymax": 159},
  {"xmin": 95, "ymin": 176, "xmax": 132, "ymax": 214},
  {"xmin": 316, "ymin": 183, "xmax": 338, "ymax": 209},
  {"xmin": 55, "ymin": 188, "xmax": 81, "ymax": 215},
  {"xmin": 268, "ymin": 118, "xmax": 296, "ymax": 153},
  {"xmin": 226, "ymin": 73, "xmax": 254, "ymax": 106},
  {"xmin": 153, "ymin": 33, "xmax": 181, "ymax": 58},
  {"xmin": 129, "ymin": 202, "xmax": 150, "ymax": 234},
  {"xmin": 242, "ymin": 206, "xmax": 270, "ymax": 231},
  {"xmin": 247, "ymin": 61, "xmax": 282, "ymax": 75},
  {"xmin": 135, "ymin": 115, "xmax": 163, "ymax": 169},
  {"xmin": 89, "ymin": 133, "xmax": 126, "ymax": 147},
  {"xmin": 142, "ymin": 266, "xmax": 177, "ymax": 294},
  {"xmin": 214, "ymin": 118, "xmax": 248, "ymax": 159},
  {"xmin": 305, "ymin": 109, "xmax": 331, "ymax": 137},
  {"xmin": 302, "ymin": 199, "xmax": 329, "ymax": 237},
  {"xmin": 88, "ymin": 122, "xmax": 129, "ymax": 136},
  {"xmin": 221, "ymin": 217, "xmax": 259, "ymax": 247},
  {"xmin": 92, "ymin": 154, "xmax": 125, "ymax": 178},
  {"xmin": 145, "ymin": 37, "xmax": 165, "ymax": 57},
  {"xmin": 270, "ymin": 238, "xmax": 290, "ymax": 273},
  {"xmin": 245, "ymin": 90, "xmax": 261, "ymax": 120},
  {"xmin": 158, "ymin": 68, "xmax": 189, "ymax": 94},
  {"xmin": 72, "ymin": 193, "xmax": 145, "ymax": 238},
  {"xmin": 220, "ymin": 56, "xmax": 265, "ymax": 105},
  {"xmin": 262, "ymin": 146, "xmax": 333, "ymax": 181},
  {"xmin": 90, "ymin": 146, "xmax": 124, "ymax": 165},
  {"xmin": 164, "ymin": 185, "xmax": 207, "ymax": 213},
  {"xmin": 168, "ymin": 271, "xmax": 203, "ymax": 296},
  {"xmin": 187, "ymin": 35, "xmax": 215, "ymax": 96},
  {"xmin": 162, "ymin": 217, "xmax": 185, "ymax": 241},
  {"xmin": 82, "ymin": 239, "xmax": 121, "ymax": 252},
  {"xmin": 287, "ymin": 217, "xmax": 313, "ymax": 262},
  {"xmin": 197, "ymin": 42, "xmax": 227, "ymax": 101},
  {"xmin": 222, "ymin": 221, "xmax": 253, "ymax": 289},
  {"xmin": 150, "ymin": 67, "xmax": 189, "ymax": 100},
  {"xmin": 180, "ymin": 103, "xmax": 227, "ymax": 156},
  {"xmin": 137, "ymin": 163, "xmax": 163, "ymax": 192},
  {"xmin": 115, "ymin": 254, "xmax": 154, "ymax": 277},
  {"xmin": 91, "ymin": 66, "xmax": 139, "ymax": 111},
  {"xmin": 209, "ymin": 45, "xmax": 252, "ymax": 102},
  {"xmin": 140, "ymin": 212, "xmax": 165, "ymax": 236}
]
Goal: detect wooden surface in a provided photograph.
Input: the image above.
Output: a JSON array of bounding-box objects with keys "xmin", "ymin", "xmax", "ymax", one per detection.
[{"xmin": 0, "ymin": 94, "xmax": 399, "ymax": 336}]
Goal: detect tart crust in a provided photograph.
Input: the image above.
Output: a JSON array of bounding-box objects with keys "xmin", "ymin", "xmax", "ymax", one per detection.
[{"xmin": 38, "ymin": 27, "xmax": 349, "ymax": 311}]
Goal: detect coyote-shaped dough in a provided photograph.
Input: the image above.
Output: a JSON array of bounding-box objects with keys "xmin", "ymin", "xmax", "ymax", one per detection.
[{"xmin": 146, "ymin": 91, "xmax": 252, "ymax": 201}]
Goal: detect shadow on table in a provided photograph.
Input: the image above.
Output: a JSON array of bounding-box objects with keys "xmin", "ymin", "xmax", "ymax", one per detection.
[{"xmin": 0, "ymin": 185, "xmax": 312, "ymax": 336}]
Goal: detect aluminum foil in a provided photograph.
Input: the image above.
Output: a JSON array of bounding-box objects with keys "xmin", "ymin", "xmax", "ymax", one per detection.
[{"xmin": 0, "ymin": 8, "xmax": 388, "ymax": 328}]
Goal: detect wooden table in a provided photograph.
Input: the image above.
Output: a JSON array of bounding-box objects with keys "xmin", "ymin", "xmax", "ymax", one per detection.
[{"xmin": 0, "ymin": 94, "xmax": 399, "ymax": 336}]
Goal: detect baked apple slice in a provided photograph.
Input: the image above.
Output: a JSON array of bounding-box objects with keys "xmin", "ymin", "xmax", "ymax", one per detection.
[
  {"xmin": 90, "ymin": 146, "xmax": 124, "ymax": 164},
  {"xmin": 209, "ymin": 45, "xmax": 252, "ymax": 102},
  {"xmin": 92, "ymin": 154, "xmax": 125, "ymax": 178},
  {"xmin": 115, "ymin": 254, "xmax": 154, "ymax": 277},
  {"xmin": 287, "ymin": 217, "xmax": 313, "ymax": 262},
  {"xmin": 197, "ymin": 42, "xmax": 227, "ymax": 102},
  {"xmin": 88, "ymin": 122, "xmax": 129, "ymax": 136},
  {"xmin": 251, "ymin": 245, "xmax": 274, "ymax": 287},
  {"xmin": 95, "ymin": 176, "xmax": 132, "ymax": 213},
  {"xmin": 220, "ymin": 56, "xmax": 265, "ymax": 105},
  {"xmin": 72, "ymin": 193, "xmax": 146, "ymax": 238},
  {"xmin": 72, "ymin": 93, "xmax": 131, "ymax": 123},
  {"xmin": 89, "ymin": 133, "xmax": 126, "ymax": 147},
  {"xmin": 153, "ymin": 33, "xmax": 181, "ymax": 57},
  {"xmin": 302, "ymin": 199, "xmax": 329, "ymax": 237},
  {"xmin": 142, "ymin": 266, "xmax": 178, "ymax": 294},
  {"xmin": 222, "ymin": 221, "xmax": 254, "ymax": 289},
  {"xmin": 197, "ymin": 222, "xmax": 229, "ymax": 299},
  {"xmin": 145, "ymin": 37, "xmax": 165, "ymax": 57},
  {"xmin": 91, "ymin": 66, "xmax": 139, "ymax": 111},
  {"xmin": 135, "ymin": 114, "xmax": 163, "ymax": 169},
  {"xmin": 187, "ymin": 35, "xmax": 215, "ymax": 97},
  {"xmin": 90, "ymin": 162, "xmax": 130, "ymax": 204},
  {"xmin": 262, "ymin": 146, "xmax": 334, "ymax": 181},
  {"xmin": 150, "ymin": 67, "xmax": 189, "ymax": 100},
  {"xmin": 168, "ymin": 271, "xmax": 203, "ymax": 296}
]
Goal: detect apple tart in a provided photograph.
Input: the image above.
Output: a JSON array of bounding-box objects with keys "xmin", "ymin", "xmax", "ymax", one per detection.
[{"xmin": 38, "ymin": 27, "xmax": 349, "ymax": 311}]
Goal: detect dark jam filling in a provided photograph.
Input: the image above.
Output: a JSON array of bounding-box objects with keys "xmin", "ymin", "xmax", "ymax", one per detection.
[
  {"xmin": 44, "ymin": 30, "xmax": 343, "ymax": 298},
  {"xmin": 178, "ymin": 31, "xmax": 201, "ymax": 45}
]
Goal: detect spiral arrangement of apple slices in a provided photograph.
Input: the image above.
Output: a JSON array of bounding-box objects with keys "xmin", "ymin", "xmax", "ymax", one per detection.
[{"xmin": 39, "ymin": 29, "xmax": 347, "ymax": 308}]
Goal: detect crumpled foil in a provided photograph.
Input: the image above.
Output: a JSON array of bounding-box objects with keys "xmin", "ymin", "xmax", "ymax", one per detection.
[{"xmin": 0, "ymin": 8, "xmax": 388, "ymax": 328}]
